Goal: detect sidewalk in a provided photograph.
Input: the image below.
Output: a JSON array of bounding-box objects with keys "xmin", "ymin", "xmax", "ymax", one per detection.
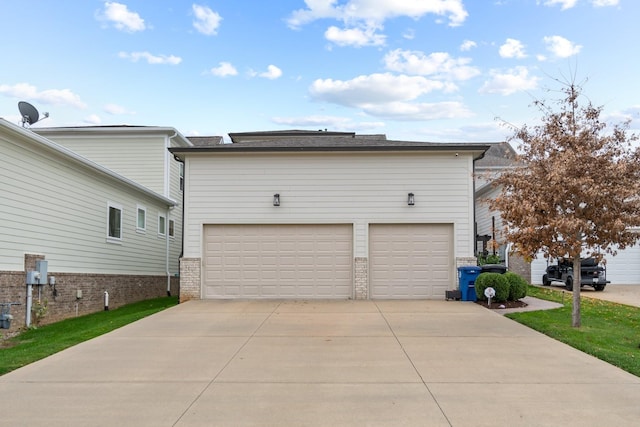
[{"xmin": 1, "ymin": 299, "xmax": 639, "ymax": 426}]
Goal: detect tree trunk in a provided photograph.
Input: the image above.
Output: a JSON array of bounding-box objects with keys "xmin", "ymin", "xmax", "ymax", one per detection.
[{"xmin": 572, "ymin": 257, "xmax": 581, "ymax": 327}]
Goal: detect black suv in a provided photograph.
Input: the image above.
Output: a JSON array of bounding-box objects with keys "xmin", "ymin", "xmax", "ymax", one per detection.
[{"xmin": 542, "ymin": 257, "xmax": 609, "ymax": 291}]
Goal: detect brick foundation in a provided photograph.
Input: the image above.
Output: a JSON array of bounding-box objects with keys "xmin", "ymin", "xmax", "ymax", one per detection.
[{"xmin": 0, "ymin": 255, "xmax": 178, "ymax": 334}]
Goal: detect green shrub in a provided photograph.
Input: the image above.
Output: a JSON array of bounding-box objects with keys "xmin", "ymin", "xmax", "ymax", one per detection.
[
  {"xmin": 475, "ymin": 273, "xmax": 510, "ymax": 302},
  {"xmin": 477, "ymin": 254, "xmax": 501, "ymax": 265},
  {"xmin": 504, "ymin": 272, "xmax": 528, "ymax": 300}
]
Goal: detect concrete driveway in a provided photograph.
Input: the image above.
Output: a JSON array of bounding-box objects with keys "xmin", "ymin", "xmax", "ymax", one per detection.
[{"xmin": 1, "ymin": 299, "xmax": 639, "ymax": 426}]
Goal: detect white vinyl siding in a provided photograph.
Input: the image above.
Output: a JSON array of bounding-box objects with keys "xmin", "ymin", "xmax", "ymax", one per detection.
[
  {"xmin": 33, "ymin": 135, "xmax": 165, "ymax": 195},
  {"xmin": 183, "ymin": 152, "xmax": 476, "ymax": 266},
  {"xmin": 0, "ymin": 130, "xmax": 174, "ymax": 275}
]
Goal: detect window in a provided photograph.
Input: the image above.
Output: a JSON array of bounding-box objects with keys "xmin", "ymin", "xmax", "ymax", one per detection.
[
  {"xmin": 169, "ymin": 219, "xmax": 175, "ymax": 238},
  {"xmin": 179, "ymin": 163, "xmax": 184, "ymax": 192},
  {"xmin": 158, "ymin": 214, "xmax": 166, "ymax": 237},
  {"xmin": 136, "ymin": 205, "xmax": 146, "ymax": 232},
  {"xmin": 107, "ymin": 202, "xmax": 122, "ymax": 242}
]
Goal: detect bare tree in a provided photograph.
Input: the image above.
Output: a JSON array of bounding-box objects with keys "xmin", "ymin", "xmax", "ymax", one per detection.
[{"xmin": 490, "ymin": 81, "xmax": 640, "ymax": 327}]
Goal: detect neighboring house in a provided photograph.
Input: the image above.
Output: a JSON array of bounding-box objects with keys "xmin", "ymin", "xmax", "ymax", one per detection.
[
  {"xmin": 474, "ymin": 142, "xmax": 518, "ymax": 258},
  {"xmin": 170, "ymin": 131, "xmax": 490, "ymax": 301},
  {"xmin": 0, "ymin": 118, "xmax": 183, "ymax": 329},
  {"xmin": 475, "ymin": 142, "xmax": 640, "ymax": 285},
  {"xmin": 474, "ymin": 142, "xmax": 531, "ymax": 280},
  {"xmin": 34, "ymin": 125, "xmax": 191, "ymax": 281}
]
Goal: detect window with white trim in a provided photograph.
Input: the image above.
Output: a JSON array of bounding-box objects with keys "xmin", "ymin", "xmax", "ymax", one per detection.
[
  {"xmin": 158, "ymin": 214, "xmax": 166, "ymax": 237},
  {"xmin": 136, "ymin": 205, "xmax": 146, "ymax": 232},
  {"xmin": 107, "ymin": 202, "xmax": 123, "ymax": 242},
  {"xmin": 169, "ymin": 219, "xmax": 175, "ymax": 238}
]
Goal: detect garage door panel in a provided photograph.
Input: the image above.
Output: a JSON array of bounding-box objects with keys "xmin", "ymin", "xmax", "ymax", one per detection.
[
  {"xmin": 370, "ymin": 224, "xmax": 453, "ymax": 299},
  {"xmin": 204, "ymin": 224, "xmax": 352, "ymax": 299}
]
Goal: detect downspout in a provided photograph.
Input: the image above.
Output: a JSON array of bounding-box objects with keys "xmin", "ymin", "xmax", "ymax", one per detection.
[
  {"xmin": 166, "ymin": 207, "xmax": 172, "ymax": 296},
  {"xmin": 472, "ymin": 149, "xmax": 488, "ymax": 263},
  {"xmin": 166, "ymin": 131, "xmax": 178, "ymax": 297}
]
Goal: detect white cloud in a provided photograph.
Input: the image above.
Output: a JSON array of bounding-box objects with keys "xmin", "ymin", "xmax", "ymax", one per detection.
[
  {"xmin": 325, "ymin": 25, "xmax": 386, "ymax": 47},
  {"xmin": 543, "ymin": 35, "xmax": 582, "ymax": 58},
  {"xmin": 259, "ymin": 65, "xmax": 283, "ymax": 80},
  {"xmin": 192, "ymin": 4, "xmax": 222, "ymax": 35},
  {"xmin": 460, "ymin": 40, "xmax": 477, "ymax": 51},
  {"xmin": 479, "ymin": 66, "xmax": 540, "ymax": 95},
  {"xmin": 97, "ymin": 2, "xmax": 146, "ymax": 32},
  {"xmin": 541, "ymin": 0, "xmax": 578, "ymax": 9},
  {"xmin": 361, "ymin": 101, "xmax": 473, "ymax": 121},
  {"xmin": 499, "ymin": 38, "xmax": 527, "ymax": 59},
  {"xmin": 104, "ymin": 103, "xmax": 135, "ymax": 115},
  {"xmin": 541, "ymin": 0, "xmax": 617, "ymax": 8},
  {"xmin": 287, "ymin": 0, "xmax": 468, "ymax": 29},
  {"xmin": 271, "ymin": 115, "xmax": 386, "ymax": 130},
  {"xmin": 383, "ymin": 49, "xmax": 480, "ymax": 81},
  {"xmin": 209, "ymin": 62, "xmax": 238, "ymax": 77},
  {"xmin": 0, "ymin": 83, "xmax": 87, "ymax": 109},
  {"xmin": 83, "ymin": 114, "xmax": 102, "ymax": 125},
  {"xmin": 308, "ymin": 73, "xmax": 472, "ymax": 120},
  {"xmin": 310, "ymin": 73, "xmax": 447, "ymax": 106},
  {"xmin": 118, "ymin": 51, "xmax": 182, "ymax": 65},
  {"xmin": 402, "ymin": 29, "xmax": 415, "ymax": 40}
]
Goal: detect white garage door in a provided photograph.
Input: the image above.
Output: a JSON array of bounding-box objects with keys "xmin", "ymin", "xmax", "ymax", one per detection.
[
  {"xmin": 370, "ymin": 224, "xmax": 453, "ymax": 299},
  {"xmin": 203, "ymin": 224, "xmax": 353, "ymax": 298}
]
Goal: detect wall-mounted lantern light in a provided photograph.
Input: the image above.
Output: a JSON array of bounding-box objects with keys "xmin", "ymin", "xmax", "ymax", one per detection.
[
  {"xmin": 273, "ymin": 193, "xmax": 280, "ymax": 206},
  {"xmin": 408, "ymin": 192, "xmax": 415, "ymax": 206}
]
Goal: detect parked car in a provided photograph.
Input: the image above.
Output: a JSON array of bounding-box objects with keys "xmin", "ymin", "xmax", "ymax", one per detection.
[{"xmin": 542, "ymin": 257, "xmax": 609, "ymax": 291}]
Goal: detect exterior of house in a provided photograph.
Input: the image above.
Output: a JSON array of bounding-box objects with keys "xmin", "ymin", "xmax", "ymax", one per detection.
[
  {"xmin": 34, "ymin": 124, "xmax": 191, "ymax": 279},
  {"xmin": 475, "ymin": 142, "xmax": 640, "ymax": 285},
  {"xmin": 0, "ymin": 119, "xmax": 187, "ymax": 329},
  {"xmin": 170, "ymin": 131, "xmax": 490, "ymax": 301}
]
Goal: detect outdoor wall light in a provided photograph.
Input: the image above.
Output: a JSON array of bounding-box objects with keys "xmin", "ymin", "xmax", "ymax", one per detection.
[
  {"xmin": 273, "ymin": 193, "xmax": 280, "ymax": 206},
  {"xmin": 408, "ymin": 192, "xmax": 415, "ymax": 206}
]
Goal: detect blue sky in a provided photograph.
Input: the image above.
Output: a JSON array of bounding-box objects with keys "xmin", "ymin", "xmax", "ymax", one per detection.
[{"xmin": 0, "ymin": 0, "xmax": 638, "ymax": 142}]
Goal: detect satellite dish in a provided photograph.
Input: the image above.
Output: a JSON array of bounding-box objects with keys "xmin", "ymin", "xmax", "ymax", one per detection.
[{"xmin": 18, "ymin": 101, "xmax": 49, "ymax": 127}]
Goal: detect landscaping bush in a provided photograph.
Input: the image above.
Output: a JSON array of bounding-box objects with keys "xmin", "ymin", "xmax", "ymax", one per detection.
[
  {"xmin": 504, "ymin": 272, "xmax": 528, "ymax": 300},
  {"xmin": 475, "ymin": 272, "xmax": 510, "ymax": 302}
]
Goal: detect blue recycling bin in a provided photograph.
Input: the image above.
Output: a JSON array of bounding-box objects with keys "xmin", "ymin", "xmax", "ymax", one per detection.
[{"xmin": 457, "ymin": 266, "xmax": 482, "ymax": 301}]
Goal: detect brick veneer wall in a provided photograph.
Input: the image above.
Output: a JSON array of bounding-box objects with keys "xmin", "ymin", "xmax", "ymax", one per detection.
[
  {"xmin": 0, "ymin": 255, "xmax": 178, "ymax": 334},
  {"xmin": 354, "ymin": 257, "xmax": 368, "ymax": 300},
  {"xmin": 179, "ymin": 258, "xmax": 201, "ymax": 302}
]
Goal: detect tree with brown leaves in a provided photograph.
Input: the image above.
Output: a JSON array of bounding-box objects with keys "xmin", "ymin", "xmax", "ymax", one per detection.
[{"xmin": 490, "ymin": 82, "xmax": 640, "ymax": 327}]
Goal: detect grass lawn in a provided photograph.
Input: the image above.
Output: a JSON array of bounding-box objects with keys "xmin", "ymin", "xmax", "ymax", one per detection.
[
  {"xmin": 508, "ymin": 286, "xmax": 640, "ymax": 377},
  {"xmin": 0, "ymin": 296, "xmax": 178, "ymax": 376}
]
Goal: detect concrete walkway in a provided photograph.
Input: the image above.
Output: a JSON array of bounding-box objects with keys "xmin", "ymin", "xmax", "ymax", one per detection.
[{"xmin": 1, "ymin": 299, "xmax": 639, "ymax": 426}]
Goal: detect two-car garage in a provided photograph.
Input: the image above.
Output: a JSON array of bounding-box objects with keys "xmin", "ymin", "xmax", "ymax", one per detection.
[
  {"xmin": 202, "ymin": 223, "xmax": 453, "ymax": 300},
  {"xmin": 171, "ymin": 135, "xmax": 487, "ymax": 303}
]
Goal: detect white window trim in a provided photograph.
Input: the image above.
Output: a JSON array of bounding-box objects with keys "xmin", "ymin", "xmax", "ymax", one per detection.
[
  {"xmin": 107, "ymin": 202, "xmax": 123, "ymax": 244},
  {"xmin": 158, "ymin": 214, "xmax": 166, "ymax": 238},
  {"xmin": 136, "ymin": 205, "xmax": 147, "ymax": 233},
  {"xmin": 169, "ymin": 219, "xmax": 175, "ymax": 239}
]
